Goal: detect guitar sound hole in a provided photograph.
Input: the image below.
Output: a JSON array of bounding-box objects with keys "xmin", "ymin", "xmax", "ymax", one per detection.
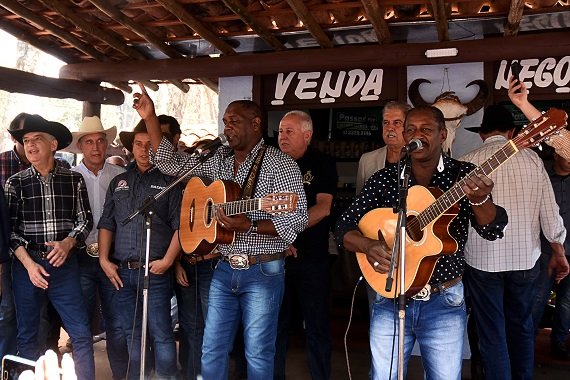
[
  {"xmin": 406, "ymin": 215, "xmax": 424, "ymax": 242},
  {"xmin": 206, "ymin": 200, "xmax": 214, "ymax": 225}
]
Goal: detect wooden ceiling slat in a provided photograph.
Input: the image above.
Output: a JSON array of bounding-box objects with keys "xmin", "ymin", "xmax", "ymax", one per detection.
[
  {"xmin": 155, "ymin": 0, "xmax": 237, "ymax": 56},
  {"xmin": 59, "ymin": 31, "xmax": 570, "ymax": 82},
  {"xmin": 360, "ymin": 0, "xmax": 391, "ymax": 44},
  {"xmin": 285, "ymin": 0, "xmax": 333, "ymax": 48},
  {"xmin": 219, "ymin": 0, "xmax": 287, "ymax": 51},
  {"xmin": 505, "ymin": 0, "xmax": 525, "ymax": 36},
  {"xmin": 429, "ymin": 0, "xmax": 449, "ymax": 41}
]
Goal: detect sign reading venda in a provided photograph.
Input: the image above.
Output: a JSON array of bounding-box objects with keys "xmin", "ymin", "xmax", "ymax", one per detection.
[
  {"xmin": 263, "ymin": 68, "xmax": 399, "ymax": 107},
  {"xmin": 494, "ymin": 57, "xmax": 570, "ymax": 95}
]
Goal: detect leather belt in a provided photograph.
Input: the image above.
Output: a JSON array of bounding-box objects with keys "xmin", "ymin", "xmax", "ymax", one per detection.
[
  {"xmin": 119, "ymin": 261, "xmax": 145, "ymax": 270},
  {"xmin": 411, "ymin": 276, "xmax": 462, "ymax": 301},
  {"xmin": 222, "ymin": 252, "xmax": 285, "ymax": 270},
  {"xmin": 183, "ymin": 251, "xmax": 221, "ymax": 265}
]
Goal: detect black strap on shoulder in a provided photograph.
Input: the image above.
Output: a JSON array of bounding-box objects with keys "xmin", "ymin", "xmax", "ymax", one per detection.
[{"xmin": 241, "ymin": 144, "xmax": 267, "ymax": 199}]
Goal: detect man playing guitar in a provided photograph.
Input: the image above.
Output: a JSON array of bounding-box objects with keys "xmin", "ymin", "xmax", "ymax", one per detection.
[{"xmin": 336, "ymin": 106, "xmax": 508, "ymax": 380}]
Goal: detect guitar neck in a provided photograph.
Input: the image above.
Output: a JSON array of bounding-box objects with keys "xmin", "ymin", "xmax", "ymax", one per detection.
[
  {"xmin": 214, "ymin": 198, "xmax": 262, "ymax": 217},
  {"xmin": 417, "ymin": 140, "xmax": 518, "ymax": 229}
]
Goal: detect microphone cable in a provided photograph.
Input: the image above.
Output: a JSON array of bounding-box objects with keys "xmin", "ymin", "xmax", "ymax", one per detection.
[{"xmin": 344, "ymin": 275, "xmax": 363, "ymax": 380}]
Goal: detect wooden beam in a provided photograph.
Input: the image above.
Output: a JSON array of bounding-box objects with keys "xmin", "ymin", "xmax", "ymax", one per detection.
[
  {"xmin": 60, "ymin": 31, "xmax": 570, "ymax": 81},
  {"xmin": 0, "ymin": 66, "xmax": 124, "ymax": 105},
  {"xmin": 220, "ymin": 0, "xmax": 287, "ymax": 51},
  {"xmin": 197, "ymin": 78, "xmax": 219, "ymax": 93},
  {"xmin": 155, "ymin": 0, "xmax": 237, "ymax": 56},
  {"xmin": 505, "ymin": 0, "xmax": 525, "ymax": 36},
  {"xmin": 285, "ymin": 0, "xmax": 333, "ymax": 48},
  {"xmin": 360, "ymin": 0, "xmax": 391, "ymax": 44},
  {"xmin": 429, "ymin": 0, "xmax": 449, "ymax": 42}
]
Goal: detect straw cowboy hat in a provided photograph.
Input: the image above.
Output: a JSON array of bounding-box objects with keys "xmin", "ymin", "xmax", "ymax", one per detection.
[
  {"xmin": 119, "ymin": 120, "xmax": 147, "ymax": 153},
  {"xmin": 546, "ymin": 127, "xmax": 570, "ymax": 161},
  {"xmin": 8, "ymin": 114, "xmax": 72, "ymax": 151},
  {"xmin": 64, "ymin": 116, "xmax": 117, "ymax": 154}
]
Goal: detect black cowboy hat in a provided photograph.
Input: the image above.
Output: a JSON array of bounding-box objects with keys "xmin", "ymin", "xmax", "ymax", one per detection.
[
  {"xmin": 8, "ymin": 114, "xmax": 72, "ymax": 150},
  {"xmin": 465, "ymin": 105, "xmax": 515, "ymax": 133},
  {"xmin": 119, "ymin": 120, "xmax": 147, "ymax": 152}
]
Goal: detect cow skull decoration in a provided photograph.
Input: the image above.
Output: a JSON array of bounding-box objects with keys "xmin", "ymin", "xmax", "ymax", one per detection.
[{"xmin": 408, "ymin": 79, "xmax": 489, "ymax": 155}]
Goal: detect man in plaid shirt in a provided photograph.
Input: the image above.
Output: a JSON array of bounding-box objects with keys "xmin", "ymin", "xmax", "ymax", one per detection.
[{"xmin": 4, "ymin": 115, "xmax": 95, "ymax": 380}]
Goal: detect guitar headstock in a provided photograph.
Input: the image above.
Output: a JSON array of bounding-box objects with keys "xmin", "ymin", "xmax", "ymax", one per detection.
[
  {"xmin": 261, "ymin": 193, "xmax": 299, "ymax": 214},
  {"xmin": 513, "ymin": 108, "xmax": 568, "ymax": 150}
]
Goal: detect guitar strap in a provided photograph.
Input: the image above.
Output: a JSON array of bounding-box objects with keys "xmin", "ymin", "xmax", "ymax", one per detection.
[{"xmin": 241, "ymin": 144, "xmax": 267, "ymax": 199}]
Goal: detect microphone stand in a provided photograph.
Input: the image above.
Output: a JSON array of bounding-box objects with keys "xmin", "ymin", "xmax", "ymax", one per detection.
[
  {"xmin": 121, "ymin": 149, "xmax": 216, "ymax": 380},
  {"xmin": 386, "ymin": 153, "xmax": 412, "ymax": 380}
]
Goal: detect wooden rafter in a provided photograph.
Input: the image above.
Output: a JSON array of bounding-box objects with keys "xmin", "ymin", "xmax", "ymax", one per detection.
[
  {"xmin": 429, "ymin": 0, "xmax": 449, "ymax": 41},
  {"xmin": 220, "ymin": 0, "xmax": 287, "ymax": 51},
  {"xmin": 285, "ymin": 0, "xmax": 333, "ymax": 48},
  {"xmin": 505, "ymin": 0, "xmax": 525, "ymax": 36},
  {"xmin": 0, "ymin": 0, "xmax": 133, "ymax": 93},
  {"xmin": 360, "ymin": 0, "xmax": 391, "ymax": 44},
  {"xmin": 37, "ymin": 0, "xmax": 191, "ymax": 92},
  {"xmin": 155, "ymin": 0, "xmax": 237, "ymax": 56},
  {"xmin": 0, "ymin": 66, "xmax": 124, "ymax": 105},
  {"xmin": 86, "ymin": 0, "xmax": 191, "ymax": 93}
]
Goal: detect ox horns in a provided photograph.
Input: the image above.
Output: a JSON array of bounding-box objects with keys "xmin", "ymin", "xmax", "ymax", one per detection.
[{"xmin": 408, "ymin": 79, "xmax": 489, "ymax": 116}]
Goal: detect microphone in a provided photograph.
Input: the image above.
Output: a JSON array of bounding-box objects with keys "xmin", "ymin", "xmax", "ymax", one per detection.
[
  {"xmin": 401, "ymin": 138, "xmax": 423, "ymax": 153},
  {"xmin": 194, "ymin": 134, "xmax": 229, "ymax": 155}
]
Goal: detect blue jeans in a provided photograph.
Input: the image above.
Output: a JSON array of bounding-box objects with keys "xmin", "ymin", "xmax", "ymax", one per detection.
[
  {"xmin": 201, "ymin": 259, "xmax": 285, "ymax": 380},
  {"xmin": 370, "ymin": 281, "xmax": 466, "ymax": 380},
  {"xmin": 0, "ymin": 260, "xmax": 17, "ymax": 360},
  {"xmin": 275, "ymin": 257, "xmax": 331, "ymax": 380},
  {"xmin": 117, "ymin": 268, "xmax": 177, "ymax": 380},
  {"xmin": 531, "ymin": 250, "xmax": 555, "ymax": 332},
  {"xmin": 465, "ymin": 263, "xmax": 539, "ymax": 380},
  {"xmin": 78, "ymin": 253, "xmax": 128, "ymax": 380},
  {"xmin": 175, "ymin": 258, "xmax": 215, "ymax": 380},
  {"xmin": 12, "ymin": 255, "xmax": 95, "ymax": 380},
  {"xmin": 551, "ymin": 263, "xmax": 570, "ymax": 345}
]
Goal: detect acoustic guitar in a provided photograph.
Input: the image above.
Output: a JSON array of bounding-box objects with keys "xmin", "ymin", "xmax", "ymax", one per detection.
[
  {"xmin": 179, "ymin": 176, "xmax": 299, "ymax": 255},
  {"xmin": 357, "ymin": 108, "xmax": 568, "ymax": 298}
]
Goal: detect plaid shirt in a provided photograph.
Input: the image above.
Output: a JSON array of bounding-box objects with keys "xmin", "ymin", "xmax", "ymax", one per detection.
[
  {"xmin": 4, "ymin": 164, "xmax": 93, "ymax": 252},
  {"xmin": 154, "ymin": 137, "xmax": 308, "ymax": 256},
  {"xmin": 0, "ymin": 147, "xmax": 70, "ymax": 186}
]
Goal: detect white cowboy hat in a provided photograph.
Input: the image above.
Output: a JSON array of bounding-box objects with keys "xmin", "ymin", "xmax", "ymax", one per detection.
[{"xmin": 63, "ymin": 116, "xmax": 117, "ymax": 153}]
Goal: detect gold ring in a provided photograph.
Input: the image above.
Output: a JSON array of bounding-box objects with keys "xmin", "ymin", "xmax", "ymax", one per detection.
[{"xmin": 473, "ymin": 186, "xmax": 479, "ymax": 191}]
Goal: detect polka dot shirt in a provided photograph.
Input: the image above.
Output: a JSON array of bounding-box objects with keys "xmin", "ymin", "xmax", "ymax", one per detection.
[{"xmin": 335, "ymin": 155, "xmax": 508, "ymax": 285}]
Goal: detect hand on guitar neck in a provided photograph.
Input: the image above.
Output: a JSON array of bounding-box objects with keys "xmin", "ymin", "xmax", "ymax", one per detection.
[{"xmin": 216, "ymin": 207, "xmax": 253, "ymax": 233}]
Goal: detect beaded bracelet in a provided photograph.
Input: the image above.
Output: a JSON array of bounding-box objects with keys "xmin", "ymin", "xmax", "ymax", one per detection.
[{"xmin": 469, "ymin": 194, "xmax": 490, "ymax": 207}]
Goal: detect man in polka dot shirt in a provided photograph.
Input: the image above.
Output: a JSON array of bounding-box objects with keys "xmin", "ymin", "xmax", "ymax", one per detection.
[{"xmin": 336, "ymin": 106, "xmax": 508, "ymax": 380}]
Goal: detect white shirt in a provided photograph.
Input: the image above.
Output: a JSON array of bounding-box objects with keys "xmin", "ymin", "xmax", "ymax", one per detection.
[
  {"xmin": 72, "ymin": 161, "xmax": 125, "ymax": 245},
  {"xmin": 461, "ymin": 135, "xmax": 566, "ymax": 271}
]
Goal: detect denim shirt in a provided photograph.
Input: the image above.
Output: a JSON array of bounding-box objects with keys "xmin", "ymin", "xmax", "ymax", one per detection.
[{"xmin": 98, "ymin": 165, "xmax": 182, "ymax": 262}]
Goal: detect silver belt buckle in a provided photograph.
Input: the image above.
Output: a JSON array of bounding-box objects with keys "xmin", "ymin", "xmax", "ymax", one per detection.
[
  {"xmin": 411, "ymin": 285, "xmax": 431, "ymax": 301},
  {"xmin": 86, "ymin": 243, "xmax": 99, "ymax": 257},
  {"xmin": 228, "ymin": 254, "xmax": 249, "ymax": 270}
]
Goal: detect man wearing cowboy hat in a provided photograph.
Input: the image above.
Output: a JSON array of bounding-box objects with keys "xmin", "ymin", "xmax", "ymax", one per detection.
[
  {"xmin": 508, "ymin": 77, "xmax": 570, "ymax": 360},
  {"xmin": 0, "ymin": 113, "xmax": 74, "ymax": 365},
  {"xmin": 4, "ymin": 115, "xmax": 95, "ymax": 380},
  {"xmin": 65, "ymin": 115, "xmax": 128, "ymax": 380},
  {"xmin": 98, "ymin": 120, "xmax": 183, "ymax": 380},
  {"xmin": 461, "ymin": 104, "xmax": 568, "ymax": 379}
]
